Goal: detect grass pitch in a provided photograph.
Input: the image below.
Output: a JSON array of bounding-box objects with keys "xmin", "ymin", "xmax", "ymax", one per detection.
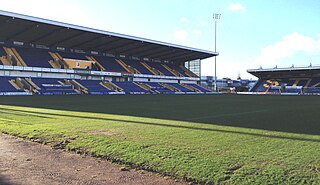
[{"xmin": 0, "ymin": 94, "xmax": 319, "ymax": 184}]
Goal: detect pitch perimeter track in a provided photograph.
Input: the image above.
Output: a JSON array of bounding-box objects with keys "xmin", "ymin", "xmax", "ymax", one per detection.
[{"xmin": 0, "ymin": 133, "xmax": 184, "ymax": 185}]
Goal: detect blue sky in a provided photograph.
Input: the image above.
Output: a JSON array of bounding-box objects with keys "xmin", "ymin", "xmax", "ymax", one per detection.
[{"xmin": 1, "ymin": 0, "xmax": 320, "ymax": 79}]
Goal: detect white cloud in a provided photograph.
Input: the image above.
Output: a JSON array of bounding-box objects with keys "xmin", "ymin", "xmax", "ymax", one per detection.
[
  {"xmin": 192, "ymin": 30, "xmax": 202, "ymax": 35},
  {"xmin": 201, "ymin": 57, "xmax": 257, "ymax": 80},
  {"xmin": 228, "ymin": 2, "xmax": 245, "ymax": 12},
  {"xmin": 255, "ymin": 32, "xmax": 320, "ymax": 67},
  {"xmin": 173, "ymin": 30, "xmax": 188, "ymax": 42},
  {"xmin": 180, "ymin": 17, "xmax": 188, "ymax": 22},
  {"xmin": 199, "ymin": 21, "xmax": 208, "ymax": 26}
]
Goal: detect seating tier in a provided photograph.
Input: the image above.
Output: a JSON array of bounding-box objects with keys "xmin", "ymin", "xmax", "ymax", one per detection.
[{"xmin": 0, "ymin": 76, "xmax": 23, "ymax": 92}]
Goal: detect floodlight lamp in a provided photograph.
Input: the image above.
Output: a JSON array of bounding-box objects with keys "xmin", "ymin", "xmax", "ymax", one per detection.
[{"xmin": 213, "ymin": 13, "xmax": 221, "ymax": 20}]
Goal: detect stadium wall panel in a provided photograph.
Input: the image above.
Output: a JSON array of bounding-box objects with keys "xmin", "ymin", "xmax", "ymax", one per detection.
[
  {"xmin": 150, "ymin": 79, "xmax": 179, "ymax": 83},
  {"xmin": 133, "ymin": 78, "xmax": 149, "ymax": 82},
  {"xmin": 180, "ymin": 80, "xmax": 197, "ymax": 84}
]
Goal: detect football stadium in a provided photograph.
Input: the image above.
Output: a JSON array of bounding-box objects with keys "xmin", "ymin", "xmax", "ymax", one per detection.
[{"xmin": 0, "ymin": 9, "xmax": 319, "ymax": 185}]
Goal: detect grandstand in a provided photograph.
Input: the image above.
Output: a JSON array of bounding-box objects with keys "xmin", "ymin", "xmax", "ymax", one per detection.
[
  {"xmin": 248, "ymin": 65, "xmax": 320, "ymax": 95},
  {"xmin": 0, "ymin": 10, "xmax": 217, "ymax": 95}
]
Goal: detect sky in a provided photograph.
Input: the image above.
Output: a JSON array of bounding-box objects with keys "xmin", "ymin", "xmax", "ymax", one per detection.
[{"xmin": 0, "ymin": 0, "xmax": 320, "ymax": 79}]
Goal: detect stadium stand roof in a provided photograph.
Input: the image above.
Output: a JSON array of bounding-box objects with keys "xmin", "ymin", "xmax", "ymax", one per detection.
[
  {"xmin": 248, "ymin": 65, "xmax": 320, "ymax": 78},
  {"xmin": 0, "ymin": 10, "xmax": 218, "ymax": 63}
]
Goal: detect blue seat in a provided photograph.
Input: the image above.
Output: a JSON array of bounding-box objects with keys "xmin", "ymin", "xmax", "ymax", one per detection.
[
  {"xmin": 147, "ymin": 62, "xmax": 174, "ymax": 76},
  {"xmin": 16, "ymin": 47, "xmax": 53, "ymax": 68},
  {"xmin": 76, "ymin": 80, "xmax": 115, "ymax": 94},
  {"xmin": 113, "ymin": 82, "xmax": 148, "ymax": 94},
  {"xmin": 0, "ymin": 47, "xmax": 6, "ymax": 59},
  {"xmin": 169, "ymin": 83, "xmax": 193, "ymax": 92},
  {"xmin": 143, "ymin": 82, "xmax": 174, "ymax": 94},
  {"xmin": 167, "ymin": 63, "xmax": 188, "ymax": 77},
  {"xmin": 94, "ymin": 56, "xmax": 127, "ymax": 72},
  {"xmin": 32, "ymin": 78, "xmax": 78, "ymax": 95},
  {"xmin": 124, "ymin": 59, "xmax": 153, "ymax": 75},
  {"xmin": 0, "ymin": 76, "xmax": 24, "ymax": 92}
]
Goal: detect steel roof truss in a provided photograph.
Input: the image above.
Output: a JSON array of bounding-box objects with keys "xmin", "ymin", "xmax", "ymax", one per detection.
[
  {"xmin": 29, "ymin": 27, "xmax": 65, "ymax": 43},
  {"xmin": 68, "ymin": 35, "xmax": 104, "ymax": 49},
  {"xmin": 5, "ymin": 23, "xmax": 39, "ymax": 40},
  {"xmin": 49, "ymin": 31, "xmax": 86, "ymax": 47},
  {"xmin": 139, "ymin": 47, "xmax": 172, "ymax": 58}
]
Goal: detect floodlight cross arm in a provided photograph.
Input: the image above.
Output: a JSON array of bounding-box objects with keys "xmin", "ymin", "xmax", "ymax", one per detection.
[{"xmin": 213, "ymin": 13, "xmax": 221, "ymax": 20}]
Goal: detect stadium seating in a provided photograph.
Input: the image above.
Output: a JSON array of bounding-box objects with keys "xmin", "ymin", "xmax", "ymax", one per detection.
[
  {"xmin": 147, "ymin": 62, "xmax": 174, "ymax": 76},
  {"xmin": 31, "ymin": 78, "xmax": 79, "ymax": 95},
  {"xmin": 250, "ymin": 79, "xmax": 282, "ymax": 93},
  {"xmin": 141, "ymin": 62, "xmax": 164, "ymax": 75},
  {"xmin": 114, "ymin": 59, "xmax": 140, "ymax": 74},
  {"xmin": 0, "ymin": 47, "xmax": 28, "ymax": 66},
  {"xmin": 295, "ymin": 79, "xmax": 308, "ymax": 87},
  {"xmin": 307, "ymin": 78, "xmax": 320, "ymax": 87},
  {"xmin": 142, "ymin": 82, "xmax": 175, "ymax": 94},
  {"xmin": 303, "ymin": 78, "xmax": 320, "ymax": 94},
  {"xmin": 305, "ymin": 87, "xmax": 320, "ymax": 94},
  {"xmin": 169, "ymin": 83, "xmax": 193, "ymax": 92},
  {"xmin": 177, "ymin": 64, "xmax": 197, "ymax": 77},
  {"xmin": 0, "ymin": 76, "xmax": 24, "ymax": 92},
  {"xmin": 124, "ymin": 59, "xmax": 154, "ymax": 75},
  {"xmin": 250, "ymin": 80, "xmax": 265, "ymax": 92},
  {"xmin": 76, "ymin": 80, "xmax": 115, "ymax": 95},
  {"xmin": 0, "ymin": 46, "xmax": 200, "ymax": 78},
  {"xmin": 112, "ymin": 81, "xmax": 149, "ymax": 94},
  {"xmin": 16, "ymin": 47, "xmax": 53, "ymax": 68},
  {"xmin": 250, "ymin": 78, "xmax": 320, "ymax": 94},
  {"xmin": 168, "ymin": 64, "xmax": 187, "ymax": 76},
  {"xmin": 0, "ymin": 76, "xmax": 211, "ymax": 95},
  {"xmin": 94, "ymin": 56, "xmax": 127, "ymax": 73},
  {"xmin": 0, "ymin": 47, "xmax": 6, "ymax": 58},
  {"xmin": 0, "ymin": 45, "xmax": 215, "ymax": 95},
  {"xmin": 161, "ymin": 64, "xmax": 184, "ymax": 77}
]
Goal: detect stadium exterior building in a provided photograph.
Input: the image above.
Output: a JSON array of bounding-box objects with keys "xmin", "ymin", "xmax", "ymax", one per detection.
[
  {"xmin": 201, "ymin": 76, "xmax": 256, "ymax": 92},
  {"xmin": 0, "ymin": 10, "xmax": 218, "ymax": 95},
  {"xmin": 248, "ymin": 65, "xmax": 320, "ymax": 95}
]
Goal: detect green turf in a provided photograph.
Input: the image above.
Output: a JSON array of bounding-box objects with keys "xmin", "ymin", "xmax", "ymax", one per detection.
[{"xmin": 0, "ymin": 94, "xmax": 319, "ymax": 184}]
